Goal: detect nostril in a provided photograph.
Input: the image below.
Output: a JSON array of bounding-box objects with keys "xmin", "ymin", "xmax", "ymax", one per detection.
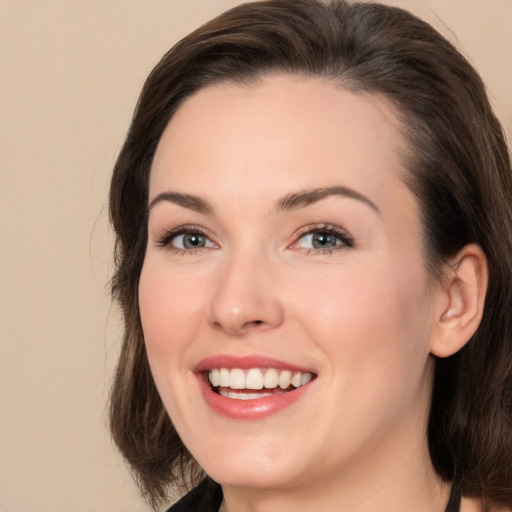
[
  {"xmin": 212, "ymin": 319, "xmax": 264, "ymax": 334},
  {"xmin": 243, "ymin": 319, "xmax": 264, "ymax": 329}
]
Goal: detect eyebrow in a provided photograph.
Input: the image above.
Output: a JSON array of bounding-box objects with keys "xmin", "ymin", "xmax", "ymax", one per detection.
[
  {"xmin": 148, "ymin": 192, "xmax": 213, "ymax": 214},
  {"xmin": 148, "ymin": 185, "xmax": 379, "ymax": 215},
  {"xmin": 276, "ymin": 186, "xmax": 380, "ymax": 214}
]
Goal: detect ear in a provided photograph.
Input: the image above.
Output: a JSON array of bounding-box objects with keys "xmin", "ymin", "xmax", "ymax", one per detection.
[{"xmin": 430, "ymin": 244, "xmax": 488, "ymax": 358}]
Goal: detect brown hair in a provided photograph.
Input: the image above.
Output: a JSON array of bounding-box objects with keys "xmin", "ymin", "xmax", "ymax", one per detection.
[{"xmin": 108, "ymin": 0, "xmax": 512, "ymax": 508}]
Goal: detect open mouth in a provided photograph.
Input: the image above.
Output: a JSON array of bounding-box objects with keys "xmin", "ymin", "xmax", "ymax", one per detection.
[{"xmin": 206, "ymin": 368, "xmax": 316, "ymax": 400}]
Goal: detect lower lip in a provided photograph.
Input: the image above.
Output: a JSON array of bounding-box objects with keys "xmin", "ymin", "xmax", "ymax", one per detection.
[{"xmin": 197, "ymin": 375, "xmax": 312, "ymax": 420}]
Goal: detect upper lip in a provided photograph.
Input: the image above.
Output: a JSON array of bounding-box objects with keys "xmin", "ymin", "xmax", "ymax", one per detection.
[{"xmin": 194, "ymin": 354, "xmax": 316, "ymax": 374}]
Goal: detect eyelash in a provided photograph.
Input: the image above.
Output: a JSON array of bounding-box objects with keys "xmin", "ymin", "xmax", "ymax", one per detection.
[
  {"xmin": 155, "ymin": 225, "xmax": 215, "ymax": 254},
  {"xmin": 292, "ymin": 223, "xmax": 355, "ymax": 254},
  {"xmin": 155, "ymin": 223, "xmax": 355, "ymax": 255}
]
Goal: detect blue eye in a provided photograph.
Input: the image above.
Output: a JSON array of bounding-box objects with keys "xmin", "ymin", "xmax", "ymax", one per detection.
[
  {"xmin": 171, "ymin": 232, "xmax": 215, "ymax": 250},
  {"xmin": 299, "ymin": 232, "xmax": 341, "ymax": 249},
  {"xmin": 293, "ymin": 225, "xmax": 354, "ymax": 252},
  {"xmin": 156, "ymin": 227, "xmax": 216, "ymax": 252}
]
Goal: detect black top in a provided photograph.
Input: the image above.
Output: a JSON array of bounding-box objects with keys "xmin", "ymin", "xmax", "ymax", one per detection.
[
  {"xmin": 167, "ymin": 477, "xmax": 462, "ymax": 512},
  {"xmin": 167, "ymin": 478, "xmax": 223, "ymax": 512}
]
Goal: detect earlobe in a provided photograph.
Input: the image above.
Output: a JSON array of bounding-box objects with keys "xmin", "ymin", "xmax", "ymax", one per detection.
[{"xmin": 430, "ymin": 244, "xmax": 488, "ymax": 358}]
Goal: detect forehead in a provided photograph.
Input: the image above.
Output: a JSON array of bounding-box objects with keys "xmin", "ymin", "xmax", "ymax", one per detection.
[{"xmin": 150, "ymin": 75, "xmax": 413, "ymax": 216}]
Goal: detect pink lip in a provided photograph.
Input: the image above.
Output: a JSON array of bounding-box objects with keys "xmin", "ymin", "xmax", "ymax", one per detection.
[
  {"xmin": 194, "ymin": 354, "xmax": 316, "ymax": 421},
  {"xmin": 196, "ymin": 375, "xmax": 313, "ymax": 420},
  {"xmin": 194, "ymin": 354, "xmax": 314, "ymax": 373}
]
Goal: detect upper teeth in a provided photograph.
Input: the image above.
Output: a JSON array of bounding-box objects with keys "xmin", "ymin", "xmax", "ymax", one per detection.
[{"xmin": 208, "ymin": 368, "xmax": 313, "ymax": 390}]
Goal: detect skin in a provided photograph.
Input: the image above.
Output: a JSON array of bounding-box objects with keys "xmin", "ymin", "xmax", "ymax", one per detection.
[{"xmin": 139, "ymin": 75, "xmax": 485, "ymax": 511}]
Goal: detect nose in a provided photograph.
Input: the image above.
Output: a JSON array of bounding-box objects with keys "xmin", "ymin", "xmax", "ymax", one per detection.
[{"xmin": 208, "ymin": 250, "xmax": 285, "ymax": 336}]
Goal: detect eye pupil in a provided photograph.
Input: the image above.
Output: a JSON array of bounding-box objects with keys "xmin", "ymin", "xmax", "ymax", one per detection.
[
  {"xmin": 183, "ymin": 233, "xmax": 205, "ymax": 248},
  {"xmin": 312, "ymin": 232, "xmax": 337, "ymax": 249}
]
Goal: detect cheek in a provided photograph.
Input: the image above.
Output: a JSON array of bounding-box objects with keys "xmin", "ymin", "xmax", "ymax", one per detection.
[
  {"xmin": 139, "ymin": 262, "xmax": 204, "ymax": 342},
  {"xmin": 288, "ymin": 258, "xmax": 433, "ymax": 379},
  {"xmin": 138, "ymin": 262, "xmax": 209, "ymax": 429},
  {"xmin": 138, "ymin": 262, "xmax": 207, "ymax": 393}
]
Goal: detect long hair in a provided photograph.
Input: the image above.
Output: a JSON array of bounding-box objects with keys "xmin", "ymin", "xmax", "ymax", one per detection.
[{"xmin": 108, "ymin": 0, "xmax": 512, "ymax": 507}]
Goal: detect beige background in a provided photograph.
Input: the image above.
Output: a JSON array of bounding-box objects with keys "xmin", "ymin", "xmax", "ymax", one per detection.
[{"xmin": 1, "ymin": 1, "xmax": 510, "ymax": 511}]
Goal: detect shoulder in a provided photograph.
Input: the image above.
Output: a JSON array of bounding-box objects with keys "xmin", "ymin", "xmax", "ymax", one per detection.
[{"xmin": 166, "ymin": 478, "xmax": 223, "ymax": 512}]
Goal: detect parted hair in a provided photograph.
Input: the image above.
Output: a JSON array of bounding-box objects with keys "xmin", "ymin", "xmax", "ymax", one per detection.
[{"xmin": 109, "ymin": 0, "xmax": 512, "ymax": 508}]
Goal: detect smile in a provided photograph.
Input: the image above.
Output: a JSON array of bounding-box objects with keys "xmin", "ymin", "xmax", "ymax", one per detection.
[
  {"xmin": 207, "ymin": 368, "xmax": 314, "ymax": 400},
  {"xmin": 195, "ymin": 356, "xmax": 317, "ymax": 419}
]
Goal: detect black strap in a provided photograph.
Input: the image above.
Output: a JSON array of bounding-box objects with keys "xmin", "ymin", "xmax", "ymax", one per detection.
[{"xmin": 444, "ymin": 478, "xmax": 462, "ymax": 512}]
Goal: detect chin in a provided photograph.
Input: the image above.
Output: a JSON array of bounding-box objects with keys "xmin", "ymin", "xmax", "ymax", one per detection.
[{"xmin": 203, "ymin": 454, "xmax": 306, "ymax": 491}]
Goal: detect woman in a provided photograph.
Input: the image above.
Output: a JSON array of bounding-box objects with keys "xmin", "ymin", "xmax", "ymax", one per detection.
[{"xmin": 108, "ymin": 1, "xmax": 512, "ymax": 511}]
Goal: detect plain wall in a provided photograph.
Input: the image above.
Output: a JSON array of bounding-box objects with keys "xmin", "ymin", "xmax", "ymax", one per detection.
[{"xmin": 0, "ymin": 1, "xmax": 510, "ymax": 511}]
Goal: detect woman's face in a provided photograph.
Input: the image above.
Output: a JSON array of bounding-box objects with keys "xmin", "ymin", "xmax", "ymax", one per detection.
[{"xmin": 139, "ymin": 76, "xmax": 439, "ymax": 492}]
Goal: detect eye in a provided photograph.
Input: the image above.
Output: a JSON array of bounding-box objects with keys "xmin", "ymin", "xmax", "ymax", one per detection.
[
  {"xmin": 299, "ymin": 232, "xmax": 340, "ymax": 249},
  {"xmin": 172, "ymin": 232, "xmax": 214, "ymax": 250},
  {"xmin": 156, "ymin": 227, "xmax": 216, "ymax": 252},
  {"xmin": 291, "ymin": 224, "xmax": 354, "ymax": 253}
]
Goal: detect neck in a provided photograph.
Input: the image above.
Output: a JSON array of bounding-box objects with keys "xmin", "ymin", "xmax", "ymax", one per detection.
[{"xmin": 220, "ymin": 434, "xmax": 450, "ymax": 512}]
